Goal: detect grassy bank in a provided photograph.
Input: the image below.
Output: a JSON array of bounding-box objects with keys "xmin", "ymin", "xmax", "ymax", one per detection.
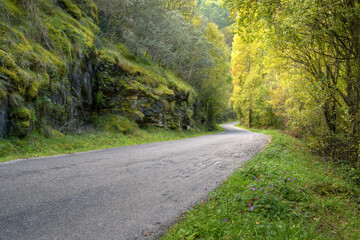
[
  {"xmin": 162, "ymin": 128, "xmax": 360, "ymax": 240},
  {"xmin": 0, "ymin": 123, "xmax": 223, "ymax": 163}
]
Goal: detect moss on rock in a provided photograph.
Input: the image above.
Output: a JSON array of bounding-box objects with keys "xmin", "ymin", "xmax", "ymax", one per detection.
[
  {"xmin": 57, "ymin": 0, "xmax": 83, "ymax": 20},
  {"xmin": 26, "ymin": 80, "xmax": 40, "ymax": 100},
  {"xmin": 14, "ymin": 107, "xmax": 31, "ymax": 120},
  {"xmin": 0, "ymin": 50, "xmax": 16, "ymax": 68},
  {"xmin": 153, "ymin": 84, "xmax": 174, "ymax": 96}
]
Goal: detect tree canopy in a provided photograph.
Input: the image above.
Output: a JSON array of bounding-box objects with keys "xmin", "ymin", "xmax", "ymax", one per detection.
[{"xmin": 226, "ymin": 0, "xmax": 360, "ymax": 164}]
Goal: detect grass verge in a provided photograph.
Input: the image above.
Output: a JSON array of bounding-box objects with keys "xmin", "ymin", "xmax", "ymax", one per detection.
[
  {"xmin": 162, "ymin": 128, "xmax": 360, "ymax": 240},
  {"xmin": 0, "ymin": 125, "xmax": 223, "ymax": 163}
]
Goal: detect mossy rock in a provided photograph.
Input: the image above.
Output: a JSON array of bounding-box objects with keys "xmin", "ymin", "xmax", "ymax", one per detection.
[
  {"xmin": 0, "ymin": 66, "xmax": 22, "ymax": 88},
  {"xmin": 14, "ymin": 107, "xmax": 31, "ymax": 120},
  {"xmin": 91, "ymin": 114, "xmax": 138, "ymax": 134},
  {"xmin": 18, "ymin": 120, "xmax": 30, "ymax": 128},
  {"xmin": 153, "ymin": 85, "xmax": 174, "ymax": 96},
  {"xmin": 168, "ymin": 118, "xmax": 180, "ymax": 129},
  {"xmin": 3, "ymin": 0, "xmax": 22, "ymax": 17},
  {"xmin": 57, "ymin": 0, "xmax": 83, "ymax": 20},
  {"xmin": 0, "ymin": 50, "xmax": 16, "ymax": 68},
  {"xmin": 45, "ymin": 21, "xmax": 73, "ymax": 57},
  {"xmin": 48, "ymin": 10, "xmax": 95, "ymax": 51},
  {"xmin": 41, "ymin": 125, "xmax": 64, "ymax": 138},
  {"xmin": 80, "ymin": 17, "xmax": 99, "ymax": 34},
  {"xmin": 11, "ymin": 107, "xmax": 32, "ymax": 136},
  {"xmin": 73, "ymin": 0, "xmax": 98, "ymax": 22},
  {"xmin": 0, "ymin": 89, "xmax": 7, "ymax": 100},
  {"xmin": 0, "ymin": 22, "xmax": 29, "ymax": 45},
  {"xmin": 26, "ymin": 81, "xmax": 40, "ymax": 100},
  {"xmin": 186, "ymin": 109, "xmax": 194, "ymax": 118},
  {"xmin": 161, "ymin": 99, "xmax": 170, "ymax": 111}
]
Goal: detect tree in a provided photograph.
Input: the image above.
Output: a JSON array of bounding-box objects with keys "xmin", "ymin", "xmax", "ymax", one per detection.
[{"xmin": 226, "ymin": 0, "xmax": 360, "ymax": 164}]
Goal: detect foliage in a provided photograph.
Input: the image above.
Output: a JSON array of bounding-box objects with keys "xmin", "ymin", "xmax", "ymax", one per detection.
[
  {"xmin": 201, "ymin": 22, "xmax": 232, "ymax": 129},
  {"xmin": 196, "ymin": 0, "xmax": 234, "ymax": 29},
  {"xmin": 226, "ymin": 0, "xmax": 360, "ymax": 165},
  {"xmin": 230, "ymin": 34, "xmax": 279, "ymax": 128}
]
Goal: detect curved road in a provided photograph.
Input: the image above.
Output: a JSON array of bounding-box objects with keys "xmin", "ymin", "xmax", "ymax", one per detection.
[{"xmin": 0, "ymin": 123, "xmax": 270, "ymax": 240}]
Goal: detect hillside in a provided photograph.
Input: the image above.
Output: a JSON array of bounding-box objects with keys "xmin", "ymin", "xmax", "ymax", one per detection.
[{"xmin": 0, "ymin": 0, "xmax": 197, "ymax": 138}]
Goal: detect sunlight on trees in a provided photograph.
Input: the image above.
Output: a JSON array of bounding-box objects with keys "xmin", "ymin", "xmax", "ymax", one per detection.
[{"xmin": 226, "ymin": 0, "xmax": 360, "ymax": 164}]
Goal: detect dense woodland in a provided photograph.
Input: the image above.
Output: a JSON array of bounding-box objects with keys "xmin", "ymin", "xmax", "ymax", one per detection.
[{"xmin": 226, "ymin": 0, "xmax": 360, "ymax": 167}]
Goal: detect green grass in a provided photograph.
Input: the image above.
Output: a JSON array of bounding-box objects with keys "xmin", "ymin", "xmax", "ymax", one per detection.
[
  {"xmin": 0, "ymin": 125, "xmax": 223, "ymax": 163},
  {"xmin": 162, "ymin": 127, "xmax": 360, "ymax": 240}
]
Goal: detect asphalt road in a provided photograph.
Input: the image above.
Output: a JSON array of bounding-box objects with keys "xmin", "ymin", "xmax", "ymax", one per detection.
[{"xmin": 0, "ymin": 122, "xmax": 270, "ymax": 240}]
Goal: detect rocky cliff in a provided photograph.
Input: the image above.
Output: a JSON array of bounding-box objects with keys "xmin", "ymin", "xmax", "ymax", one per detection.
[{"xmin": 0, "ymin": 0, "xmax": 196, "ymax": 138}]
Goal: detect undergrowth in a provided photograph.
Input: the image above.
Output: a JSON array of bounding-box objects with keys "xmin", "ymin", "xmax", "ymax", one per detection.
[{"xmin": 162, "ymin": 128, "xmax": 360, "ymax": 240}]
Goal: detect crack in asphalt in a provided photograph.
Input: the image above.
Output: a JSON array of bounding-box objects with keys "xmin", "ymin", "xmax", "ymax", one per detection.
[{"xmin": 0, "ymin": 122, "xmax": 270, "ymax": 240}]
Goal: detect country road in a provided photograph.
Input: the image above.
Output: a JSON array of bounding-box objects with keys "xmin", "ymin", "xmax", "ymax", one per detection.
[{"xmin": 0, "ymin": 122, "xmax": 270, "ymax": 240}]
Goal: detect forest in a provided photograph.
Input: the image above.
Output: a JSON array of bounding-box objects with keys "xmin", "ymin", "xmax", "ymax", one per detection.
[{"xmin": 226, "ymin": 0, "xmax": 360, "ymax": 168}]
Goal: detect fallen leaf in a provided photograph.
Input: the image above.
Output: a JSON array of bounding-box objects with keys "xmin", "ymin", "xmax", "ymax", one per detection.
[
  {"xmin": 152, "ymin": 222, "xmax": 161, "ymax": 225},
  {"xmin": 144, "ymin": 232, "xmax": 153, "ymax": 236}
]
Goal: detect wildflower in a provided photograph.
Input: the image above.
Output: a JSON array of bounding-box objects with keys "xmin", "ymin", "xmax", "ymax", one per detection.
[
  {"xmin": 260, "ymin": 188, "xmax": 263, "ymax": 191},
  {"xmin": 299, "ymin": 189, "xmax": 301, "ymax": 192},
  {"xmin": 205, "ymin": 188, "xmax": 207, "ymax": 191},
  {"xmin": 249, "ymin": 204, "xmax": 251, "ymax": 207},
  {"xmin": 252, "ymin": 188, "xmax": 255, "ymax": 191},
  {"xmin": 266, "ymin": 192, "xmax": 269, "ymax": 195},
  {"xmin": 223, "ymin": 219, "xmax": 227, "ymax": 222},
  {"xmin": 287, "ymin": 178, "xmax": 290, "ymax": 181},
  {"xmin": 256, "ymin": 222, "xmax": 259, "ymax": 225},
  {"xmin": 257, "ymin": 179, "xmax": 260, "ymax": 182},
  {"xmin": 201, "ymin": 203, "xmax": 204, "ymax": 207},
  {"xmin": 271, "ymin": 185, "xmax": 274, "ymax": 187},
  {"xmin": 216, "ymin": 181, "xmax": 218, "ymax": 184},
  {"xmin": 287, "ymin": 172, "xmax": 289, "ymax": 174},
  {"xmin": 293, "ymin": 178, "xmax": 296, "ymax": 180},
  {"xmin": 250, "ymin": 207, "xmax": 254, "ymax": 210}
]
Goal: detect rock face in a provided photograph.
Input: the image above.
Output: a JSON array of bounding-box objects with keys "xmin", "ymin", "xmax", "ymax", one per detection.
[
  {"xmin": 0, "ymin": 0, "xmax": 195, "ymax": 138},
  {"xmin": 0, "ymin": 98, "xmax": 8, "ymax": 138},
  {"xmin": 92, "ymin": 51, "xmax": 194, "ymax": 130}
]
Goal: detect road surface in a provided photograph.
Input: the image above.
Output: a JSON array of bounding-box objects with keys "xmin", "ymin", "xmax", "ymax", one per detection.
[{"xmin": 0, "ymin": 122, "xmax": 270, "ymax": 240}]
